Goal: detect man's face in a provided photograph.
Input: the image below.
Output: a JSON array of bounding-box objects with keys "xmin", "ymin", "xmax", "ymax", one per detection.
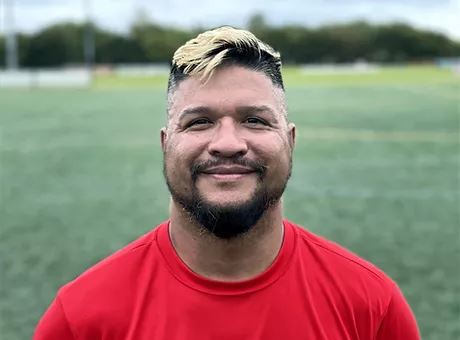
[{"xmin": 162, "ymin": 65, "xmax": 295, "ymax": 238}]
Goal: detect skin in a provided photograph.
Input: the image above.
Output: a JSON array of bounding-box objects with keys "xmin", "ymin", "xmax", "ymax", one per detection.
[{"xmin": 161, "ymin": 65, "xmax": 296, "ymax": 281}]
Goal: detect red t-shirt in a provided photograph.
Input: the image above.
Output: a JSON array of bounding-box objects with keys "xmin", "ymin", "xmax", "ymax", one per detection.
[{"xmin": 34, "ymin": 220, "xmax": 420, "ymax": 339}]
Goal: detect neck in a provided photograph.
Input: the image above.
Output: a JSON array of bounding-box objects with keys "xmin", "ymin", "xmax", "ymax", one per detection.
[{"xmin": 168, "ymin": 200, "xmax": 285, "ymax": 282}]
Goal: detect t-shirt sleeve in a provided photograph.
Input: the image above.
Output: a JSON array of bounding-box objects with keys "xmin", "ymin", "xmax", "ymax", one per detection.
[
  {"xmin": 34, "ymin": 296, "xmax": 75, "ymax": 340},
  {"xmin": 376, "ymin": 283, "xmax": 420, "ymax": 340}
]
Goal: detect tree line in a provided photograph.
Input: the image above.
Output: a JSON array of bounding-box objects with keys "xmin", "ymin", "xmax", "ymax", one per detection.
[{"xmin": 1, "ymin": 15, "xmax": 459, "ymax": 68}]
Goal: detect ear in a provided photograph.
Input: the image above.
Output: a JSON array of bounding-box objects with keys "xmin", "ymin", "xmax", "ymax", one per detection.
[
  {"xmin": 160, "ymin": 127, "xmax": 167, "ymax": 152},
  {"xmin": 288, "ymin": 123, "xmax": 296, "ymax": 148}
]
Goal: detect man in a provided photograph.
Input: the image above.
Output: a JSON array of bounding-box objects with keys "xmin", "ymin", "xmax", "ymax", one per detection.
[{"xmin": 35, "ymin": 26, "xmax": 420, "ymax": 339}]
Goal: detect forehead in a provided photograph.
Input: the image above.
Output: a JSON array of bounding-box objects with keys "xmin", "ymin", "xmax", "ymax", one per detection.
[{"xmin": 168, "ymin": 66, "xmax": 284, "ymax": 119}]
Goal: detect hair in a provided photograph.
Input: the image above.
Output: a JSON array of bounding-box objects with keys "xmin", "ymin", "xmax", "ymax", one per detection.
[{"xmin": 167, "ymin": 26, "xmax": 284, "ymax": 101}]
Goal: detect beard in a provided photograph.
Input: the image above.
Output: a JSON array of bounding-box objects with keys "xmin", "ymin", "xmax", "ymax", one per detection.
[{"xmin": 164, "ymin": 156, "xmax": 292, "ymax": 239}]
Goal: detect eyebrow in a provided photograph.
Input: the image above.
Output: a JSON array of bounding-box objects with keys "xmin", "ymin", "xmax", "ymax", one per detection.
[
  {"xmin": 179, "ymin": 105, "xmax": 278, "ymax": 121},
  {"xmin": 179, "ymin": 106, "xmax": 213, "ymax": 119},
  {"xmin": 236, "ymin": 105, "xmax": 277, "ymax": 120}
]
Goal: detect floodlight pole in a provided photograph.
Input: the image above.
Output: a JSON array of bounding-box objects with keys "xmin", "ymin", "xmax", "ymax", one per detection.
[
  {"xmin": 83, "ymin": 0, "xmax": 95, "ymax": 69},
  {"xmin": 4, "ymin": 0, "xmax": 18, "ymax": 69}
]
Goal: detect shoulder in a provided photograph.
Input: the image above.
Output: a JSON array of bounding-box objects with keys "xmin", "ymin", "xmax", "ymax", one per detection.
[
  {"xmin": 63, "ymin": 223, "xmax": 163, "ymax": 291},
  {"xmin": 285, "ymin": 220, "xmax": 419, "ymax": 338},
  {"xmin": 288, "ymin": 220, "xmax": 391, "ymax": 282},
  {"xmin": 286, "ymin": 220, "xmax": 396, "ymax": 309},
  {"xmin": 55, "ymin": 222, "xmax": 168, "ymax": 328}
]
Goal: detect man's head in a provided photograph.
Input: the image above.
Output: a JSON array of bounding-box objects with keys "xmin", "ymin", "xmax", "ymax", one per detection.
[{"xmin": 162, "ymin": 26, "xmax": 295, "ymax": 239}]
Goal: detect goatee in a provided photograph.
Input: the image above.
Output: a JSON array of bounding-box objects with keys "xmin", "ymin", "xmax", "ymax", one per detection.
[{"xmin": 164, "ymin": 157, "xmax": 290, "ymax": 239}]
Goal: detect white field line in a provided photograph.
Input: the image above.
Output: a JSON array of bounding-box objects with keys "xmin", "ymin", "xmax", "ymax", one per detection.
[
  {"xmin": 2, "ymin": 118, "xmax": 70, "ymax": 132},
  {"xmin": 297, "ymin": 127, "xmax": 459, "ymax": 143},
  {"xmin": 287, "ymin": 186, "xmax": 459, "ymax": 201},
  {"xmin": 389, "ymin": 85, "xmax": 460, "ymax": 101},
  {"xmin": 0, "ymin": 128, "xmax": 458, "ymax": 152},
  {"xmin": 24, "ymin": 186, "xmax": 459, "ymax": 205},
  {"xmin": 299, "ymin": 155, "xmax": 459, "ymax": 167},
  {"xmin": 0, "ymin": 138, "xmax": 157, "ymax": 152}
]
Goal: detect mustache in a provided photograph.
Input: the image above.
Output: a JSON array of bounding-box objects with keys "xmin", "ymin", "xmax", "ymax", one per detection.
[{"xmin": 191, "ymin": 158, "xmax": 267, "ymax": 180}]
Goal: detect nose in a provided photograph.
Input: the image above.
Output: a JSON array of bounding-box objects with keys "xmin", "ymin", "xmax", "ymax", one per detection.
[{"xmin": 207, "ymin": 118, "xmax": 248, "ymax": 158}]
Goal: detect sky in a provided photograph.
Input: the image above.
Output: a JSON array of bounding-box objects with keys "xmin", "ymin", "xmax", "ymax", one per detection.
[{"xmin": 1, "ymin": 0, "xmax": 459, "ymax": 40}]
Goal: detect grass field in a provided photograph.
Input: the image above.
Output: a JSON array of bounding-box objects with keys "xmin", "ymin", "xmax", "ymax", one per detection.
[{"xmin": 0, "ymin": 66, "xmax": 459, "ymax": 339}]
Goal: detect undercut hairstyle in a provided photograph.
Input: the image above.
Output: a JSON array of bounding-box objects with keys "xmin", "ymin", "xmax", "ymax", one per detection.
[{"xmin": 167, "ymin": 26, "xmax": 284, "ymax": 102}]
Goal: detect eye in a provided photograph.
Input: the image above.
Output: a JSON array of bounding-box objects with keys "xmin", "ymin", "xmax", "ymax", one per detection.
[
  {"xmin": 186, "ymin": 118, "xmax": 212, "ymax": 129},
  {"xmin": 244, "ymin": 117, "xmax": 269, "ymax": 126}
]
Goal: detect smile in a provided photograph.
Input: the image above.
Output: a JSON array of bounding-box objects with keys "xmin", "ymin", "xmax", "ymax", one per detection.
[
  {"xmin": 202, "ymin": 166, "xmax": 254, "ymax": 174},
  {"xmin": 205, "ymin": 173, "xmax": 254, "ymax": 181},
  {"xmin": 200, "ymin": 166, "xmax": 256, "ymax": 181}
]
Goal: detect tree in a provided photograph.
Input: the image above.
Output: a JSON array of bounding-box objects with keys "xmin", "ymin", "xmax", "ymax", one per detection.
[
  {"xmin": 24, "ymin": 23, "xmax": 84, "ymax": 67},
  {"xmin": 6, "ymin": 18, "xmax": 459, "ymax": 67},
  {"xmin": 130, "ymin": 20, "xmax": 192, "ymax": 63},
  {"xmin": 247, "ymin": 13, "xmax": 268, "ymax": 35},
  {"xmin": 0, "ymin": 35, "xmax": 5, "ymax": 67},
  {"xmin": 95, "ymin": 29, "xmax": 147, "ymax": 64}
]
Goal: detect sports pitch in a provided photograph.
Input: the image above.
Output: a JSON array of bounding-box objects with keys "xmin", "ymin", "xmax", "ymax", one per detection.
[{"xmin": 0, "ymin": 66, "xmax": 459, "ymax": 339}]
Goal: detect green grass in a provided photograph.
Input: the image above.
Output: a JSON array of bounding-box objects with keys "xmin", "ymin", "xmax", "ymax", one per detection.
[{"xmin": 0, "ymin": 66, "xmax": 459, "ymax": 339}]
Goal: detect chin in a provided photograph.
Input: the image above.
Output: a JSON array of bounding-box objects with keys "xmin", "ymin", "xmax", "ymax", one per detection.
[{"xmin": 200, "ymin": 193, "xmax": 254, "ymax": 208}]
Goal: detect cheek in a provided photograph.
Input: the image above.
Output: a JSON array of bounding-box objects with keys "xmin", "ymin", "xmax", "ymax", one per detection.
[
  {"xmin": 254, "ymin": 137, "xmax": 292, "ymax": 174},
  {"xmin": 165, "ymin": 137, "xmax": 206, "ymax": 171},
  {"xmin": 254, "ymin": 135, "xmax": 291, "ymax": 159}
]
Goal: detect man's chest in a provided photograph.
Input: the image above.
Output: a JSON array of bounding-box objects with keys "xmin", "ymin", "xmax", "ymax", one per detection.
[{"xmin": 76, "ymin": 280, "xmax": 374, "ymax": 340}]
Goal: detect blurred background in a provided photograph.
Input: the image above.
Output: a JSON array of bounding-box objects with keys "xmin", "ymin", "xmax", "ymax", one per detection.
[{"xmin": 0, "ymin": 0, "xmax": 459, "ymax": 339}]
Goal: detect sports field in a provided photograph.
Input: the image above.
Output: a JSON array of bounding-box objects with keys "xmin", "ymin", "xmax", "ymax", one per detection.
[{"xmin": 0, "ymin": 66, "xmax": 459, "ymax": 339}]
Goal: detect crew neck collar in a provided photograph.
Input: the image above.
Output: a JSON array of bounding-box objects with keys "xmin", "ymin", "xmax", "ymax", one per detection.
[{"xmin": 156, "ymin": 220, "xmax": 296, "ymax": 296}]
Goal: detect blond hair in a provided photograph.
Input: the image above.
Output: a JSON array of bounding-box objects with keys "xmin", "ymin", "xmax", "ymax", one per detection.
[{"xmin": 171, "ymin": 26, "xmax": 282, "ymax": 83}]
